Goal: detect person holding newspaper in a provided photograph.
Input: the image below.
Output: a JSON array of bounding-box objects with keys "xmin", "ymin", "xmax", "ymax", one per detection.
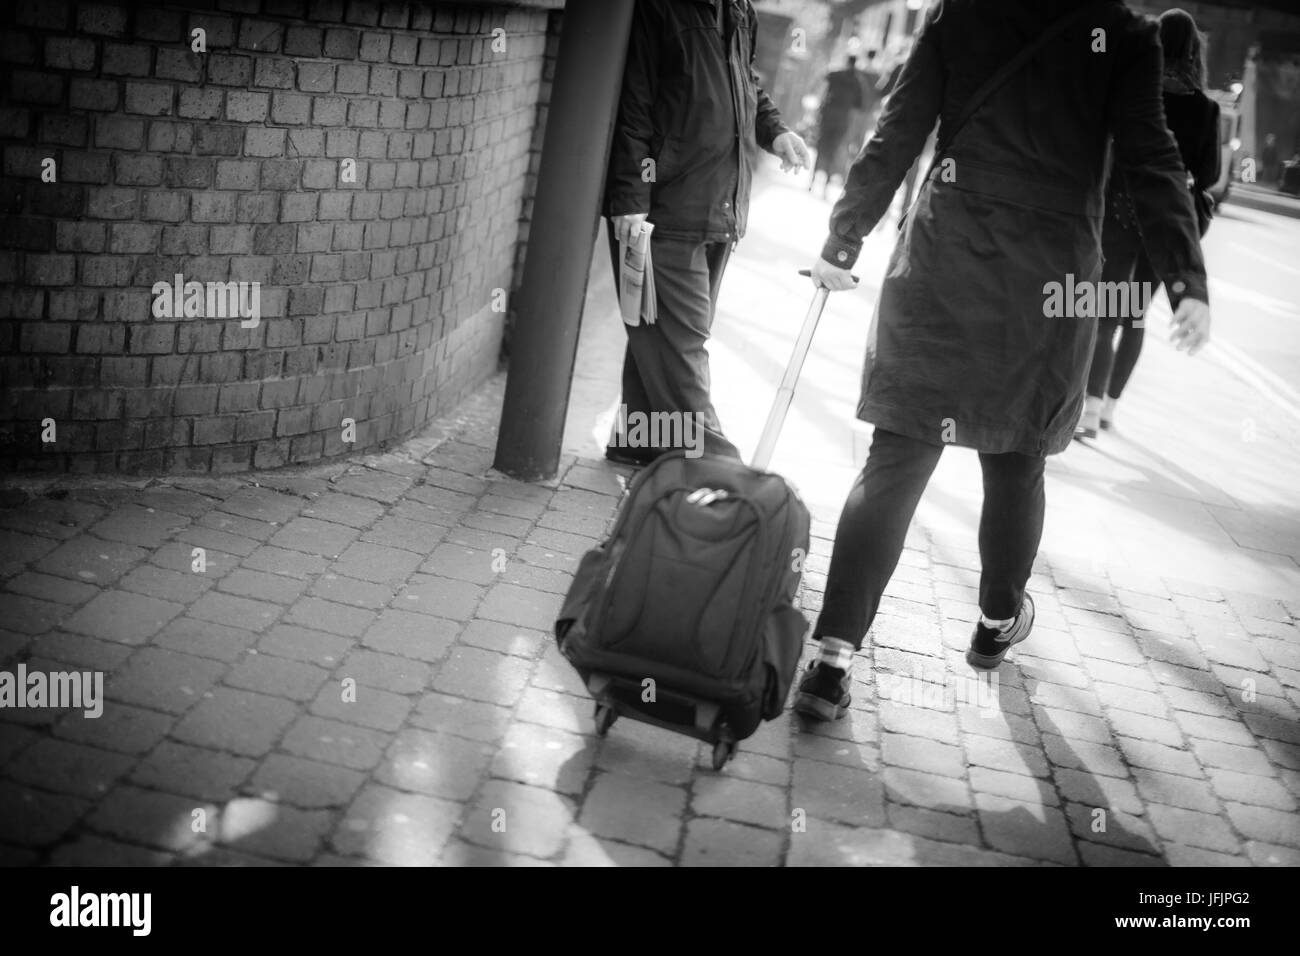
[{"xmin": 603, "ymin": 0, "xmax": 810, "ymax": 466}]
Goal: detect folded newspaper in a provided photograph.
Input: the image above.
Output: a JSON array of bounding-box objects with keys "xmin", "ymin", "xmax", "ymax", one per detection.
[{"xmin": 618, "ymin": 221, "xmax": 656, "ymax": 326}]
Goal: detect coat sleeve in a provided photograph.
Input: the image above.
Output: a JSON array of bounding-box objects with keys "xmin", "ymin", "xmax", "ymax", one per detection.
[
  {"xmin": 751, "ymin": 8, "xmax": 791, "ymax": 152},
  {"xmin": 1108, "ymin": 20, "xmax": 1208, "ymax": 305},
  {"xmin": 820, "ymin": 4, "xmax": 945, "ymax": 268},
  {"xmin": 606, "ymin": 1, "xmax": 663, "ymax": 218},
  {"xmin": 1193, "ymin": 98, "xmax": 1221, "ymax": 192}
]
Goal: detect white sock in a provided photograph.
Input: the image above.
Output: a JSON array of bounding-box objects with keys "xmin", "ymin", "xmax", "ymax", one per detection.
[
  {"xmin": 980, "ymin": 614, "xmax": 1015, "ymax": 632},
  {"xmin": 818, "ymin": 636, "xmax": 855, "ymax": 672}
]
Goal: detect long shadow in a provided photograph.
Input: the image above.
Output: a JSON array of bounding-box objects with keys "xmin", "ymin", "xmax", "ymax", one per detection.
[
  {"xmin": 996, "ymin": 667, "xmax": 1167, "ymax": 865},
  {"xmin": 1052, "ymin": 438, "xmax": 1300, "ymax": 575}
]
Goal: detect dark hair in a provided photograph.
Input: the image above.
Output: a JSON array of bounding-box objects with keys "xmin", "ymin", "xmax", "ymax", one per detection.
[
  {"xmin": 847, "ymin": 55, "xmax": 857, "ymax": 67},
  {"xmin": 1158, "ymin": 8, "xmax": 1207, "ymax": 88}
]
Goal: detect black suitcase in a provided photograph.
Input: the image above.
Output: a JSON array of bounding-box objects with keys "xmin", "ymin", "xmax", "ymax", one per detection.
[{"xmin": 555, "ymin": 275, "xmax": 841, "ymax": 768}]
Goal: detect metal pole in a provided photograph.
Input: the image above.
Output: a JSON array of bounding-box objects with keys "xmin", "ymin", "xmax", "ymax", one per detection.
[{"xmin": 493, "ymin": 0, "xmax": 636, "ymax": 480}]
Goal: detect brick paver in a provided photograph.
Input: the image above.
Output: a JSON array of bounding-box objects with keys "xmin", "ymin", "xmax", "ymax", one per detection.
[{"xmin": 2, "ymin": 358, "xmax": 1298, "ymax": 867}]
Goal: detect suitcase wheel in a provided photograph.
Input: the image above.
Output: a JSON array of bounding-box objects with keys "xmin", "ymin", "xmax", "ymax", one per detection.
[
  {"xmin": 594, "ymin": 702, "xmax": 617, "ymax": 737},
  {"xmin": 710, "ymin": 738, "xmax": 737, "ymax": 771}
]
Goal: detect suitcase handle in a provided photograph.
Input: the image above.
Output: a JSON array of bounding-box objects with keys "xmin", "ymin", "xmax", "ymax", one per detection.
[
  {"xmin": 750, "ymin": 269, "xmax": 860, "ymax": 471},
  {"xmin": 796, "ymin": 268, "xmax": 860, "ymax": 284}
]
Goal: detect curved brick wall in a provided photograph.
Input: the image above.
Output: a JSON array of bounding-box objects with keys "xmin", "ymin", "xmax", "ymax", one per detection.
[{"xmin": 0, "ymin": 0, "xmax": 558, "ymax": 474}]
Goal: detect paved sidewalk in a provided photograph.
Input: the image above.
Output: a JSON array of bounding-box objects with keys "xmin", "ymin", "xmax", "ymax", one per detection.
[
  {"xmin": 2, "ymin": 164, "xmax": 1299, "ymax": 867},
  {"xmin": 1225, "ymin": 182, "xmax": 1300, "ymax": 221}
]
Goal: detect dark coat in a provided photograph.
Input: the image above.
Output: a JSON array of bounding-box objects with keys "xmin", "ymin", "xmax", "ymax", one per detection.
[
  {"xmin": 1106, "ymin": 88, "xmax": 1221, "ymax": 245},
  {"xmin": 822, "ymin": 0, "xmax": 1209, "ymax": 457},
  {"xmin": 1164, "ymin": 90, "xmax": 1222, "ymax": 193},
  {"xmin": 604, "ymin": 0, "xmax": 791, "ymax": 243},
  {"xmin": 820, "ymin": 68, "xmax": 865, "ymax": 131}
]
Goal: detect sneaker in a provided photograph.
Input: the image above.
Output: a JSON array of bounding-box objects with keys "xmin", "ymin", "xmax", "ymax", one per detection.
[
  {"xmin": 793, "ymin": 661, "xmax": 851, "ymax": 721},
  {"xmin": 1074, "ymin": 396, "xmax": 1102, "ymax": 441},
  {"xmin": 1099, "ymin": 396, "xmax": 1117, "ymax": 430},
  {"xmin": 965, "ymin": 593, "xmax": 1036, "ymax": 670}
]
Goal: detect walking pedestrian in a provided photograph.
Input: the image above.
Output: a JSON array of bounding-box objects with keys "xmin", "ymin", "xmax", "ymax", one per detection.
[
  {"xmin": 1261, "ymin": 133, "xmax": 1278, "ymax": 185},
  {"xmin": 792, "ymin": 0, "xmax": 1212, "ymax": 720},
  {"xmin": 1079, "ymin": 7, "xmax": 1221, "ymax": 437},
  {"xmin": 844, "ymin": 51, "xmax": 886, "ymax": 185},
  {"xmin": 603, "ymin": 0, "xmax": 810, "ymax": 466},
  {"xmin": 811, "ymin": 56, "xmax": 866, "ymax": 198}
]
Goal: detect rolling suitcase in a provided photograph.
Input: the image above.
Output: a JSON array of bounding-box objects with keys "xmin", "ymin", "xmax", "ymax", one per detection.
[{"xmin": 554, "ymin": 272, "xmax": 848, "ymax": 769}]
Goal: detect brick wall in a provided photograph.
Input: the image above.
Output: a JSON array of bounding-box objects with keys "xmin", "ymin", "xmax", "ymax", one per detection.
[{"xmin": 0, "ymin": 0, "xmax": 560, "ymax": 474}]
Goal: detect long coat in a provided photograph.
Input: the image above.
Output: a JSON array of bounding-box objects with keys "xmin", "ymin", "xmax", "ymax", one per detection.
[{"xmin": 822, "ymin": 0, "xmax": 1208, "ymax": 457}]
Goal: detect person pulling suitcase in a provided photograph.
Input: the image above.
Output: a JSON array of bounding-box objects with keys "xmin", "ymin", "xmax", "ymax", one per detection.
[{"xmin": 794, "ymin": 0, "xmax": 1212, "ymax": 721}]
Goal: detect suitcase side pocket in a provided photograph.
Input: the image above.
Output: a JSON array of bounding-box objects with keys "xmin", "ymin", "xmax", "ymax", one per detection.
[
  {"xmin": 555, "ymin": 544, "xmax": 613, "ymax": 655},
  {"xmin": 761, "ymin": 602, "xmax": 809, "ymax": 719}
]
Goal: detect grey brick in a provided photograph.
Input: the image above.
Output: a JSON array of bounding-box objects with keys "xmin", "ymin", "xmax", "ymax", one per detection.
[{"xmin": 172, "ymin": 687, "xmax": 297, "ymax": 757}]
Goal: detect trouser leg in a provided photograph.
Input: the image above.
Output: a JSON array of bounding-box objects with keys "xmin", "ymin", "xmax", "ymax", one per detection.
[
  {"xmin": 1087, "ymin": 318, "xmax": 1119, "ymax": 399},
  {"xmin": 811, "ymin": 429, "xmax": 944, "ymax": 649},
  {"xmin": 976, "ymin": 450, "xmax": 1046, "ymax": 620},
  {"xmin": 1109, "ymin": 252, "xmax": 1155, "ymax": 399},
  {"xmin": 606, "ymin": 226, "xmax": 739, "ymax": 460}
]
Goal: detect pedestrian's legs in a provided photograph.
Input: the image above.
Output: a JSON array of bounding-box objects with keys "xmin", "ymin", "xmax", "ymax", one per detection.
[
  {"xmin": 811, "ymin": 429, "xmax": 944, "ymax": 649},
  {"xmin": 1108, "ymin": 252, "xmax": 1155, "ymax": 399},
  {"xmin": 976, "ymin": 450, "xmax": 1046, "ymax": 620},
  {"xmin": 1087, "ymin": 317, "xmax": 1119, "ymax": 399},
  {"xmin": 615, "ymin": 234, "xmax": 740, "ymax": 460},
  {"xmin": 1087, "ymin": 236, "xmax": 1139, "ymax": 399}
]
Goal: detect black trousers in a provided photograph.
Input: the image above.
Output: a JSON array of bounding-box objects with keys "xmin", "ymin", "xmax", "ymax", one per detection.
[
  {"xmin": 812, "ymin": 429, "xmax": 1046, "ymax": 649},
  {"xmin": 1088, "ymin": 228, "xmax": 1156, "ymax": 400},
  {"xmin": 604, "ymin": 224, "xmax": 740, "ymax": 460}
]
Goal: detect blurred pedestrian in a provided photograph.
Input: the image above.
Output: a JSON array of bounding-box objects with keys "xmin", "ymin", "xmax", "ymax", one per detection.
[
  {"xmin": 793, "ymin": 0, "xmax": 1212, "ymax": 720},
  {"xmin": 1261, "ymin": 133, "xmax": 1278, "ymax": 185},
  {"xmin": 1079, "ymin": 7, "xmax": 1220, "ymax": 437},
  {"xmin": 811, "ymin": 55, "xmax": 865, "ymax": 198},
  {"xmin": 845, "ymin": 50, "xmax": 886, "ymax": 172},
  {"xmin": 603, "ymin": 0, "xmax": 810, "ymax": 465}
]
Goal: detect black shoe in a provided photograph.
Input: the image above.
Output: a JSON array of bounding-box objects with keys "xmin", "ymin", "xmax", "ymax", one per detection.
[
  {"xmin": 793, "ymin": 661, "xmax": 851, "ymax": 722},
  {"xmin": 966, "ymin": 593, "xmax": 1036, "ymax": 670},
  {"xmin": 604, "ymin": 447, "xmax": 655, "ymax": 468}
]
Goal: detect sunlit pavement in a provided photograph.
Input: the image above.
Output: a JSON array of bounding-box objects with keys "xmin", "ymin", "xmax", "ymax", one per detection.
[{"xmin": 1, "ymin": 160, "xmax": 1297, "ymax": 866}]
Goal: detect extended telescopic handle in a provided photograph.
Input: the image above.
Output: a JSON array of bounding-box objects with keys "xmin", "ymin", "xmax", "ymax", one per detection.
[{"xmin": 750, "ymin": 269, "xmax": 861, "ymax": 472}]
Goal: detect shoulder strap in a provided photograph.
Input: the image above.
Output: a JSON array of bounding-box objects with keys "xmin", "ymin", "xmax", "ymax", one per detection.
[
  {"xmin": 942, "ymin": 2, "xmax": 1109, "ymax": 155},
  {"xmin": 905, "ymin": 0, "xmax": 1111, "ymax": 222}
]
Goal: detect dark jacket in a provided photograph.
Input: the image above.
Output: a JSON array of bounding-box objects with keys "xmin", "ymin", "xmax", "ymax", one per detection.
[
  {"xmin": 604, "ymin": 0, "xmax": 791, "ymax": 243},
  {"xmin": 1165, "ymin": 90, "xmax": 1222, "ymax": 192},
  {"xmin": 1106, "ymin": 87, "xmax": 1221, "ymax": 238},
  {"xmin": 822, "ymin": 0, "xmax": 1209, "ymax": 457}
]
